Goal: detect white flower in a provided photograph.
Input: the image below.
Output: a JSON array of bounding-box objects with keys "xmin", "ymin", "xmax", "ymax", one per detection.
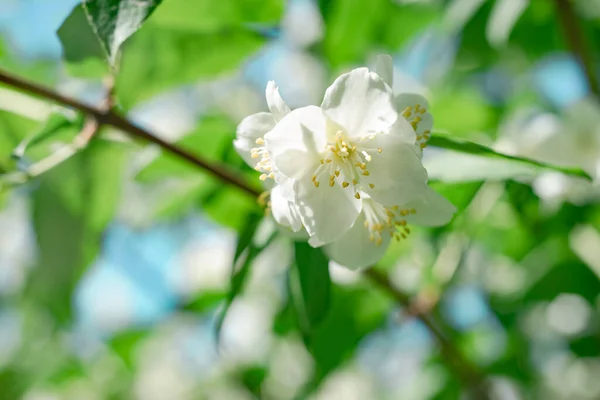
[
  {"xmin": 234, "ymin": 81, "xmax": 303, "ymax": 232},
  {"xmin": 373, "ymin": 54, "xmax": 434, "ymax": 158},
  {"xmin": 235, "ymin": 55, "xmax": 456, "ymax": 269},
  {"xmin": 316, "ymin": 55, "xmax": 456, "ymax": 269},
  {"xmin": 323, "ymin": 187, "xmax": 456, "ymax": 269},
  {"xmin": 265, "ymin": 67, "xmax": 429, "ymax": 245},
  {"xmin": 234, "ymin": 81, "xmax": 291, "ymax": 176},
  {"xmin": 494, "ymin": 98, "xmax": 600, "ymax": 204}
]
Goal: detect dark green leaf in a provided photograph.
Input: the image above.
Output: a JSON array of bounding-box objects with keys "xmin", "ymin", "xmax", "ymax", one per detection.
[
  {"xmin": 239, "ymin": 365, "xmax": 267, "ymax": 397},
  {"xmin": 109, "ymin": 329, "xmax": 149, "ymax": 370},
  {"xmin": 82, "ymin": 0, "xmax": 164, "ymax": 64},
  {"xmin": 429, "ymin": 133, "xmax": 592, "ymax": 180},
  {"xmin": 57, "ymin": 5, "xmax": 106, "ymax": 63},
  {"xmin": 294, "ymin": 242, "xmax": 332, "ymax": 328},
  {"xmin": 179, "ymin": 291, "xmax": 228, "ymax": 313},
  {"xmin": 304, "ymin": 285, "xmax": 391, "ymax": 388},
  {"xmin": 216, "ymin": 214, "xmax": 274, "ymax": 338}
]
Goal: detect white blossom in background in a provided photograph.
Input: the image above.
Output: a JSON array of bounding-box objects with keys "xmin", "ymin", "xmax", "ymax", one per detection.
[
  {"xmin": 495, "ymin": 98, "xmax": 600, "ymax": 205},
  {"xmin": 234, "ymin": 55, "xmax": 456, "ymax": 269}
]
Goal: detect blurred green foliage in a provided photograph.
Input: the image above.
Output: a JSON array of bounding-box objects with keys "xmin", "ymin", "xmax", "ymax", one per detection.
[{"xmin": 1, "ymin": 0, "xmax": 600, "ymax": 399}]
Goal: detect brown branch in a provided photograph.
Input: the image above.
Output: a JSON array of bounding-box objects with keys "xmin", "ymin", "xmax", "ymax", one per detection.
[
  {"xmin": 0, "ymin": 70, "xmax": 261, "ymax": 198},
  {"xmin": 554, "ymin": 0, "xmax": 599, "ymax": 96},
  {"xmin": 364, "ymin": 269, "xmax": 489, "ymax": 398},
  {"xmin": 0, "ymin": 68, "xmax": 488, "ymax": 397}
]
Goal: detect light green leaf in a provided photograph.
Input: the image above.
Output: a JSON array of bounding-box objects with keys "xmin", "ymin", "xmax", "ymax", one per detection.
[
  {"xmin": 12, "ymin": 113, "xmax": 75, "ymax": 159},
  {"xmin": 25, "ymin": 138, "xmax": 126, "ymax": 324},
  {"xmin": 216, "ymin": 214, "xmax": 275, "ymax": 339},
  {"xmin": 151, "ymin": 0, "xmax": 284, "ymax": 33},
  {"xmin": 116, "ymin": 26, "xmax": 264, "ymax": 109},
  {"xmin": 428, "ymin": 134, "xmax": 592, "ymax": 180},
  {"xmin": 136, "ymin": 115, "xmax": 236, "ymax": 182},
  {"xmin": 203, "ymin": 186, "xmax": 259, "ymax": 231},
  {"xmin": 82, "ymin": 0, "xmax": 164, "ymax": 65},
  {"xmin": 323, "ymin": 0, "xmax": 389, "ymax": 67},
  {"xmin": 0, "ymin": 111, "xmax": 41, "ymax": 171},
  {"xmin": 294, "ymin": 242, "xmax": 332, "ymax": 328}
]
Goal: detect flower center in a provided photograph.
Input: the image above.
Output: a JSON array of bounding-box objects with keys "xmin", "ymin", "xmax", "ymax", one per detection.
[
  {"xmin": 311, "ymin": 131, "xmax": 381, "ymax": 198},
  {"xmin": 362, "ymin": 199, "xmax": 416, "ymax": 246},
  {"xmin": 251, "ymin": 138, "xmax": 274, "ymax": 181}
]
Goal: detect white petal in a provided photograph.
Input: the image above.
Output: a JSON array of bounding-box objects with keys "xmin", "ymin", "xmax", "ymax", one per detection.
[
  {"xmin": 295, "ymin": 176, "xmax": 362, "ymax": 245},
  {"xmin": 266, "ymin": 81, "xmax": 291, "ymax": 122},
  {"xmin": 414, "ymin": 113, "xmax": 433, "ymax": 136},
  {"xmin": 234, "ymin": 112, "xmax": 275, "ymax": 166},
  {"xmin": 374, "ymin": 54, "xmax": 394, "ymax": 88},
  {"xmin": 359, "ymin": 134, "xmax": 428, "ymax": 205},
  {"xmin": 270, "ymin": 185, "xmax": 303, "ymax": 231},
  {"xmin": 265, "ymin": 106, "xmax": 327, "ymax": 180},
  {"xmin": 321, "ymin": 68, "xmax": 397, "ymax": 139},
  {"xmin": 404, "ymin": 186, "xmax": 456, "ymax": 226},
  {"xmin": 396, "ymin": 92, "xmax": 430, "ymax": 112},
  {"xmin": 389, "ymin": 114, "xmax": 419, "ymax": 146},
  {"xmin": 323, "ymin": 213, "xmax": 390, "ymax": 270}
]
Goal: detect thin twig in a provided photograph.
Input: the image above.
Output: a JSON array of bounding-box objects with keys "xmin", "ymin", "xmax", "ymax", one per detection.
[
  {"xmin": 0, "ymin": 70, "xmax": 261, "ymax": 198},
  {"xmin": 0, "ymin": 68, "xmax": 488, "ymax": 397},
  {"xmin": 363, "ymin": 269, "xmax": 488, "ymax": 398},
  {"xmin": 554, "ymin": 0, "xmax": 599, "ymax": 96}
]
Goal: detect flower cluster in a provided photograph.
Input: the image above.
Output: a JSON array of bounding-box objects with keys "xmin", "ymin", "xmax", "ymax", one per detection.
[{"xmin": 234, "ymin": 55, "xmax": 456, "ymax": 269}]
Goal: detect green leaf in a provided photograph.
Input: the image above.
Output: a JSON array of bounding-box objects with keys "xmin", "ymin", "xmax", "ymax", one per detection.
[
  {"xmin": 293, "ymin": 242, "xmax": 332, "ymax": 328},
  {"xmin": 12, "ymin": 113, "xmax": 75, "ymax": 159},
  {"xmin": 323, "ymin": 0, "xmax": 389, "ymax": 67},
  {"xmin": 150, "ymin": 0, "xmax": 284, "ymax": 33},
  {"xmin": 25, "ymin": 138, "xmax": 126, "ymax": 324},
  {"xmin": 230, "ymin": 213, "xmax": 263, "ymax": 296},
  {"xmin": 428, "ymin": 133, "xmax": 592, "ymax": 180},
  {"xmin": 216, "ymin": 214, "xmax": 275, "ymax": 338},
  {"xmin": 82, "ymin": 0, "xmax": 164, "ymax": 65},
  {"xmin": 303, "ymin": 285, "xmax": 391, "ymax": 388},
  {"xmin": 381, "ymin": 3, "xmax": 440, "ymax": 51},
  {"xmin": 135, "ymin": 115, "xmax": 259, "ymax": 224},
  {"xmin": 179, "ymin": 290, "xmax": 228, "ymax": 313},
  {"xmin": 116, "ymin": 26, "xmax": 264, "ymax": 109},
  {"xmin": 109, "ymin": 329, "xmax": 148, "ymax": 370},
  {"xmin": 57, "ymin": 5, "xmax": 106, "ymax": 64},
  {"xmin": 0, "ymin": 111, "xmax": 40, "ymax": 171},
  {"xmin": 136, "ymin": 115, "xmax": 236, "ymax": 183}
]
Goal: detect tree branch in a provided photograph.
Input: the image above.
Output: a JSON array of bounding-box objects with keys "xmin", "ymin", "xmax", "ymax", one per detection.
[
  {"xmin": 0, "ymin": 70, "xmax": 261, "ymax": 198},
  {"xmin": 0, "ymin": 68, "xmax": 488, "ymax": 397},
  {"xmin": 364, "ymin": 269, "xmax": 489, "ymax": 398},
  {"xmin": 554, "ymin": 0, "xmax": 599, "ymax": 97}
]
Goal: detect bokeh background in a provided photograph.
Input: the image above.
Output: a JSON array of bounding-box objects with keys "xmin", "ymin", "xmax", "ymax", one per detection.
[{"xmin": 2, "ymin": 0, "xmax": 600, "ymax": 399}]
